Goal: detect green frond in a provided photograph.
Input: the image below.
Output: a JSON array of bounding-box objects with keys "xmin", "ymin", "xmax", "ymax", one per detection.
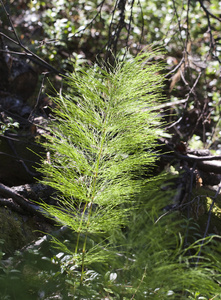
[
  {"xmin": 39, "ymin": 49, "xmax": 166, "ymax": 281},
  {"xmin": 41, "ymin": 50, "xmax": 164, "ymax": 208}
]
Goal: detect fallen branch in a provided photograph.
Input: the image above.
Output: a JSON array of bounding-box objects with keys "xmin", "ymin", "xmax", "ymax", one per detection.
[
  {"xmin": 0, "ymin": 183, "xmax": 56, "ymax": 224},
  {"xmin": 0, "ymin": 197, "xmax": 25, "ymax": 213},
  {"xmin": 173, "ymin": 153, "xmax": 221, "ymax": 173},
  {"xmin": 162, "ymin": 140, "xmax": 221, "ymax": 174},
  {"xmin": 175, "ymin": 153, "xmax": 221, "ymax": 162}
]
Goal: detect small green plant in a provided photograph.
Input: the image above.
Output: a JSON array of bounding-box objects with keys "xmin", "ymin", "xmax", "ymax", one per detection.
[
  {"xmin": 0, "ymin": 117, "xmax": 19, "ymax": 135},
  {"xmin": 39, "ymin": 48, "xmax": 165, "ymax": 280},
  {"xmin": 38, "ymin": 49, "xmax": 221, "ymax": 298}
]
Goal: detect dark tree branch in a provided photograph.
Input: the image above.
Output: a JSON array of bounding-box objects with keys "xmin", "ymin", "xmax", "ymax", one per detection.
[
  {"xmin": 198, "ymin": 0, "xmax": 221, "ymax": 22},
  {"xmin": 162, "ymin": 140, "xmax": 221, "ymax": 173},
  {"xmin": 137, "ymin": 0, "xmax": 144, "ymax": 47},
  {"xmin": 7, "ymin": 138, "xmax": 41, "ymax": 177},
  {"xmin": 0, "ymin": 183, "xmax": 56, "ymax": 224},
  {"xmin": 172, "ymin": 0, "xmax": 185, "ymax": 46},
  {"xmin": 124, "ymin": 0, "xmax": 135, "ymax": 53},
  {"xmin": 0, "ymin": 197, "xmax": 25, "ymax": 213},
  {"xmin": 28, "ymin": 71, "xmax": 49, "ymax": 122},
  {"xmin": 72, "ymin": 0, "xmax": 106, "ymax": 36}
]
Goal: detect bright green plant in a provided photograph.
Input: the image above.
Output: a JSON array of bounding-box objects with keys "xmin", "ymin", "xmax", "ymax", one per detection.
[
  {"xmin": 39, "ymin": 48, "xmax": 165, "ymax": 280},
  {"xmin": 38, "ymin": 49, "xmax": 221, "ymax": 298}
]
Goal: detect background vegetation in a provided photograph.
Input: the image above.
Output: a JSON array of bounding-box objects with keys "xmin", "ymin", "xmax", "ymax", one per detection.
[{"xmin": 0, "ymin": 0, "xmax": 221, "ymax": 299}]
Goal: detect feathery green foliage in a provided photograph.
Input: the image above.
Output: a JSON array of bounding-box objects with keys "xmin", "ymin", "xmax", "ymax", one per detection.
[
  {"xmin": 39, "ymin": 48, "xmax": 164, "ymax": 275},
  {"xmin": 38, "ymin": 49, "xmax": 221, "ymax": 298},
  {"xmin": 116, "ymin": 188, "xmax": 221, "ymax": 299}
]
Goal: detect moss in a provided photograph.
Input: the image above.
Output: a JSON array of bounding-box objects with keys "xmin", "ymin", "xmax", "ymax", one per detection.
[{"xmin": 0, "ymin": 207, "xmax": 37, "ymax": 254}]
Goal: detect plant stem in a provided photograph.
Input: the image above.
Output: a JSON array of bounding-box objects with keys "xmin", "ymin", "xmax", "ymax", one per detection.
[{"xmin": 79, "ymin": 109, "xmax": 108, "ymax": 282}]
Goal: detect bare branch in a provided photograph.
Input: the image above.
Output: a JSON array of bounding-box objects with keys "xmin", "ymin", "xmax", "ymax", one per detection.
[
  {"xmin": 198, "ymin": 0, "xmax": 221, "ymax": 22},
  {"xmin": 0, "ymin": 183, "xmax": 56, "ymax": 224}
]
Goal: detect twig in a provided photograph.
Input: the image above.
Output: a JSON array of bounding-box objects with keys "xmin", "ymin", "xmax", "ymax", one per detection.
[
  {"xmin": 172, "ymin": 0, "xmax": 185, "ymax": 46},
  {"xmin": 154, "ymin": 98, "xmax": 188, "ymax": 110},
  {"xmin": 174, "ymin": 152, "xmax": 221, "ymax": 161},
  {"xmin": 28, "ymin": 71, "xmax": 49, "ymax": 122},
  {"xmin": 130, "ymin": 265, "xmax": 147, "ymax": 300},
  {"xmin": 165, "ymin": 58, "xmax": 185, "ymax": 78},
  {"xmin": 7, "ymin": 138, "xmax": 41, "ymax": 177},
  {"xmin": 184, "ymin": 162, "xmax": 197, "ymax": 246},
  {"xmin": 105, "ymin": 0, "xmax": 121, "ymax": 60},
  {"xmin": 166, "ymin": 116, "xmax": 183, "ymax": 129},
  {"xmin": 198, "ymin": 0, "xmax": 220, "ymax": 59},
  {"xmin": 137, "ymin": 0, "xmax": 145, "ymax": 48},
  {"xmin": 164, "ymin": 141, "xmax": 221, "ymax": 161},
  {"xmin": 73, "ymin": 0, "xmax": 106, "ymax": 36},
  {"xmin": 198, "ymin": 0, "xmax": 221, "ymax": 22},
  {"xmin": 188, "ymin": 71, "xmax": 202, "ymax": 95},
  {"xmin": 162, "ymin": 141, "xmax": 221, "ymax": 174},
  {"xmin": 124, "ymin": 0, "xmax": 135, "ymax": 54}
]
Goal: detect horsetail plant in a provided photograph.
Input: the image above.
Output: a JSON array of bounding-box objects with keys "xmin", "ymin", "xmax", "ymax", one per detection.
[{"xmin": 39, "ymin": 49, "xmax": 165, "ymax": 284}]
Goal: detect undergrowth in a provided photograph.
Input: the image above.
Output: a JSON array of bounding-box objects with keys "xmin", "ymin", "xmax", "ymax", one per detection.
[{"xmin": 36, "ymin": 49, "xmax": 221, "ymax": 299}]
